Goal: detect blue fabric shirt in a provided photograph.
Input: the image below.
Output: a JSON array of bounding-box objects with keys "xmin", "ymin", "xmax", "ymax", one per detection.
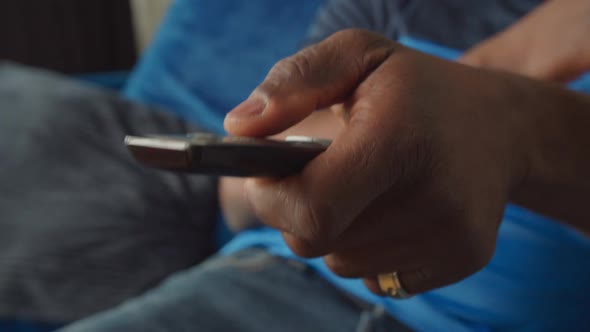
[{"xmin": 124, "ymin": 1, "xmax": 590, "ymax": 330}]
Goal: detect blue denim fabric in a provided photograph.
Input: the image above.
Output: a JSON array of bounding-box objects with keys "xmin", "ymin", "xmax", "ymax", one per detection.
[
  {"xmin": 58, "ymin": 249, "xmax": 412, "ymax": 332},
  {"xmin": 0, "ymin": 65, "xmax": 218, "ymax": 325},
  {"xmin": 0, "ymin": 321, "xmax": 61, "ymax": 332}
]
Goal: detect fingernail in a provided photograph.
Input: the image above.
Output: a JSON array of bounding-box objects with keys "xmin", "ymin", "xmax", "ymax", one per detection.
[{"xmin": 226, "ymin": 97, "xmax": 266, "ymax": 120}]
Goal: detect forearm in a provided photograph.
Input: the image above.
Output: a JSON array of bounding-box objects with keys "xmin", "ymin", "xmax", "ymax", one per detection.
[{"xmin": 511, "ymin": 82, "xmax": 590, "ymax": 233}]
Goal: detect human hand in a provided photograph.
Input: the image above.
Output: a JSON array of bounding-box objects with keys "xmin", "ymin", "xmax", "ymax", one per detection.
[
  {"xmin": 219, "ymin": 111, "xmax": 344, "ymax": 232},
  {"xmin": 223, "ymin": 30, "xmax": 538, "ymax": 295},
  {"xmin": 460, "ymin": 0, "xmax": 590, "ymax": 82}
]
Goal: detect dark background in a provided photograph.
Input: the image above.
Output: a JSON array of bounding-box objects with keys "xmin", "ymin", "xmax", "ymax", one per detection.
[{"xmin": 0, "ymin": 0, "xmax": 136, "ymax": 74}]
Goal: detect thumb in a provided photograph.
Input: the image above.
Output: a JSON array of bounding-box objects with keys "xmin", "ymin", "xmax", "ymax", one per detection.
[{"xmin": 224, "ymin": 29, "xmax": 397, "ymax": 137}]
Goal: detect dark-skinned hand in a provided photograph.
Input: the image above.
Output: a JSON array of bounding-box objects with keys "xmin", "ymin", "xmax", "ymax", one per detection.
[{"xmin": 223, "ymin": 29, "xmax": 571, "ymax": 295}]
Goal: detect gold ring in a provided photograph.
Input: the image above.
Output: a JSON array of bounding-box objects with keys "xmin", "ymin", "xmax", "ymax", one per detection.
[{"xmin": 377, "ymin": 272, "xmax": 411, "ymax": 299}]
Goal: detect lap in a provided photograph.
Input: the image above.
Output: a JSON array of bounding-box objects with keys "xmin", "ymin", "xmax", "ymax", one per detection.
[
  {"xmin": 0, "ymin": 64, "xmax": 218, "ymax": 322},
  {"xmin": 60, "ymin": 249, "xmax": 412, "ymax": 332}
]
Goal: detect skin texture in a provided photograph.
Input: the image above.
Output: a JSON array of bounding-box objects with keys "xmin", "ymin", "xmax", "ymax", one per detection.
[
  {"xmin": 221, "ymin": 0, "xmax": 590, "ymax": 235},
  {"xmin": 222, "ymin": 28, "xmax": 590, "ymax": 295},
  {"xmin": 218, "ymin": 0, "xmax": 590, "ymax": 294},
  {"xmin": 220, "ymin": 111, "xmax": 344, "ymax": 232},
  {"xmin": 460, "ymin": 0, "xmax": 590, "ymax": 235},
  {"xmin": 460, "ymin": 0, "xmax": 590, "ymax": 82}
]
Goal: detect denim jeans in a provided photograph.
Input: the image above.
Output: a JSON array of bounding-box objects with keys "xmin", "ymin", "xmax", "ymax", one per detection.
[
  {"xmin": 59, "ymin": 249, "xmax": 413, "ymax": 332},
  {"xmin": 0, "ymin": 65, "xmax": 218, "ymax": 322}
]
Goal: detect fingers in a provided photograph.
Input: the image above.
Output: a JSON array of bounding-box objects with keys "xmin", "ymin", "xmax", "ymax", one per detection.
[
  {"xmin": 224, "ymin": 29, "xmax": 397, "ymax": 137},
  {"xmin": 342, "ymin": 247, "xmax": 438, "ymax": 295},
  {"xmin": 242, "ymin": 120, "xmax": 391, "ymax": 245},
  {"xmin": 323, "ymin": 240, "xmax": 427, "ymax": 279},
  {"xmin": 363, "ymin": 278, "xmax": 385, "ymax": 296},
  {"xmin": 360, "ymin": 238, "xmax": 494, "ymax": 296},
  {"xmin": 223, "ymin": 28, "xmax": 503, "ymax": 298},
  {"xmin": 278, "ymin": 189, "xmax": 435, "ymax": 257},
  {"xmin": 363, "ymin": 266, "xmax": 435, "ymax": 297},
  {"xmin": 341, "ymin": 252, "xmax": 460, "ymax": 296},
  {"xmin": 241, "ymin": 49, "xmax": 436, "ymax": 258},
  {"xmin": 319, "ymin": 196, "xmax": 490, "ymax": 296}
]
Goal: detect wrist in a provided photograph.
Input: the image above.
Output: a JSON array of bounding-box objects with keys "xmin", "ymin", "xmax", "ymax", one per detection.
[{"xmin": 506, "ymin": 77, "xmax": 590, "ymax": 230}]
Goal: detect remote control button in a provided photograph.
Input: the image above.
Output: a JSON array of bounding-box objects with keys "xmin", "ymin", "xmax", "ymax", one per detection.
[{"xmin": 285, "ymin": 136, "xmax": 332, "ymax": 147}]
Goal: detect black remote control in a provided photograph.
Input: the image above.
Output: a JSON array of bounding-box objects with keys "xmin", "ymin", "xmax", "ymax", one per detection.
[{"xmin": 125, "ymin": 133, "xmax": 331, "ymax": 177}]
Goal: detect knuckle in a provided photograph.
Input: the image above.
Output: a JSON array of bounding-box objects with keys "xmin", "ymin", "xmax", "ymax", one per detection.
[
  {"xmin": 327, "ymin": 29, "xmax": 359, "ymax": 45},
  {"xmin": 267, "ymin": 54, "xmax": 312, "ymax": 86},
  {"xmin": 329, "ymin": 29, "xmax": 380, "ymax": 45},
  {"xmin": 328, "ymin": 28, "xmax": 395, "ymax": 74},
  {"xmin": 256, "ymin": 51, "xmax": 316, "ymax": 102},
  {"xmin": 257, "ymin": 59, "xmax": 291, "ymax": 97},
  {"xmin": 359, "ymin": 37, "xmax": 396, "ymax": 71},
  {"xmin": 287, "ymin": 53, "xmax": 314, "ymax": 81}
]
